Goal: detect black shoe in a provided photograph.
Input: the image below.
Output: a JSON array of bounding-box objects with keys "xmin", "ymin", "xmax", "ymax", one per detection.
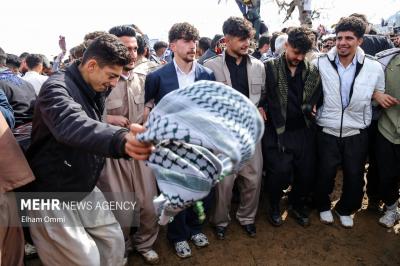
[
  {"xmin": 214, "ymin": 226, "xmax": 226, "ymax": 240},
  {"xmin": 291, "ymin": 207, "xmax": 310, "ymax": 227},
  {"xmin": 242, "ymin": 223, "xmax": 256, "ymax": 237},
  {"xmin": 269, "ymin": 204, "xmax": 283, "ymax": 227}
]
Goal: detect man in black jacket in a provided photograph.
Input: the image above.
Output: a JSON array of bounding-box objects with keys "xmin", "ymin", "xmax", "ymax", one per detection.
[
  {"xmin": 25, "ymin": 34, "xmax": 154, "ymax": 266},
  {"xmin": 260, "ymin": 27, "xmax": 321, "ymax": 227},
  {"xmin": 0, "ymin": 47, "xmax": 36, "ymax": 128}
]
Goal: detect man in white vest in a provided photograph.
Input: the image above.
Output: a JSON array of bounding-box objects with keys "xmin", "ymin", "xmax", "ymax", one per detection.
[{"xmin": 314, "ymin": 16, "xmax": 395, "ymax": 228}]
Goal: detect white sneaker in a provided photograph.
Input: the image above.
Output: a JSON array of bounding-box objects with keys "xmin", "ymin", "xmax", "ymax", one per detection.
[
  {"xmin": 141, "ymin": 249, "xmax": 160, "ymax": 264},
  {"xmin": 25, "ymin": 243, "xmax": 38, "ymax": 258},
  {"xmin": 379, "ymin": 207, "xmax": 400, "ymax": 228},
  {"xmin": 174, "ymin": 241, "xmax": 191, "ymax": 258},
  {"xmin": 320, "ymin": 210, "xmax": 334, "ymax": 224},
  {"xmin": 191, "ymin": 233, "xmax": 209, "ymax": 248},
  {"xmin": 334, "ymin": 210, "xmax": 353, "ymax": 228}
]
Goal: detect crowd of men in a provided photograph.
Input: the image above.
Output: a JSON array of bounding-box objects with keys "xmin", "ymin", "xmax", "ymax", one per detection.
[{"xmin": 0, "ymin": 12, "xmax": 399, "ymax": 266}]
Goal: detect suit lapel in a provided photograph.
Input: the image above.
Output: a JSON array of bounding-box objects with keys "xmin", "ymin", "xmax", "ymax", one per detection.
[
  {"xmin": 194, "ymin": 63, "xmax": 200, "ymax": 81},
  {"xmin": 221, "ymin": 52, "xmax": 233, "ymax": 86},
  {"xmin": 165, "ymin": 62, "xmax": 179, "ymax": 89}
]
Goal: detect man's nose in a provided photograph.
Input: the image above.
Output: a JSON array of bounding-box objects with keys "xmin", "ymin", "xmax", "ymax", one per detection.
[
  {"xmin": 297, "ymin": 54, "xmax": 305, "ymax": 61},
  {"xmin": 110, "ymin": 78, "xmax": 119, "ymax": 88}
]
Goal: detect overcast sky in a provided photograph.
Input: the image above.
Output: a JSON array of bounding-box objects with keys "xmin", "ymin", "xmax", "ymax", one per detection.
[{"xmin": 1, "ymin": 0, "xmax": 398, "ymax": 59}]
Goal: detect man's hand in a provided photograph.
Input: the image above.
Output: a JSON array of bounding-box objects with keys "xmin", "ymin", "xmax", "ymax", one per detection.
[
  {"xmin": 143, "ymin": 106, "xmax": 151, "ymax": 124},
  {"xmin": 311, "ymin": 105, "xmax": 317, "ymax": 117},
  {"xmin": 59, "ymin": 36, "xmax": 66, "ymax": 53},
  {"xmin": 125, "ymin": 124, "xmax": 154, "ymax": 160},
  {"xmin": 258, "ymin": 107, "xmax": 267, "ymax": 121},
  {"xmin": 131, "ymin": 24, "xmax": 144, "ymax": 35},
  {"xmin": 373, "ymin": 91, "xmax": 400, "ymax": 109},
  {"xmin": 107, "ymin": 115, "xmax": 130, "ymax": 128}
]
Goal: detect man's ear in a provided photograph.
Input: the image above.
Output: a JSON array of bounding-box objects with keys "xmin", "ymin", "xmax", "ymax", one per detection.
[
  {"xmin": 284, "ymin": 42, "xmax": 289, "ymax": 49},
  {"xmin": 86, "ymin": 59, "xmax": 97, "ymax": 72},
  {"xmin": 358, "ymin": 37, "xmax": 364, "ymax": 46},
  {"xmin": 170, "ymin": 41, "xmax": 177, "ymax": 53}
]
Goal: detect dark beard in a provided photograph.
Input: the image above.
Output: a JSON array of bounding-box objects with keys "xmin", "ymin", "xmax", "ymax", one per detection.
[{"xmin": 123, "ymin": 65, "xmax": 134, "ymax": 71}]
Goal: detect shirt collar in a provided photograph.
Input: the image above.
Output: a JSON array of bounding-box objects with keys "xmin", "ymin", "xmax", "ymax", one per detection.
[
  {"xmin": 335, "ymin": 54, "xmax": 357, "ymax": 67},
  {"xmin": 225, "ymin": 52, "xmax": 247, "ymax": 66},
  {"xmin": 120, "ymin": 72, "xmax": 129, "ymax": 81},
  {"xmin": 66, "ymin": 61, "xmax": 98, "ymax": 100},
  {"xmin": 173, "ymin": 59, "xmax": 196, "ymax": 75}
]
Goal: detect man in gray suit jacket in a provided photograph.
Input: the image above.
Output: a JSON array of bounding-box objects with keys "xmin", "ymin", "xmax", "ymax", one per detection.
[{"xmin": 205, "ymin": 16, "xmax": 265, "ymax": 239}]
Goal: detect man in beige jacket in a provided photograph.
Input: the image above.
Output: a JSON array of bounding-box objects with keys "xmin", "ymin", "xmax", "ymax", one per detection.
[
  {"xmin": 0, "ymin": 112, "xmax": 35, "ymax": 266},
  {"xmin": 97, "ymin": 25, "xmax": 159, "ymax": 264},
  {"xmin": 204, "ymin": 16, "xmax": 265, "ymax": 239}
]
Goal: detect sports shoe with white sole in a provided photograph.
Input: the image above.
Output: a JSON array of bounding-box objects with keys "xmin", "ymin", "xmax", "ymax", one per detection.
[
  {"xmin": 174, "ymin": 241, "xmax": 191, "ymax": 258},
  {"xmin": 191, "ymin": 233, "xmax": 209, "ymax": 248},
  {"xmin": 379, "ymin": 206, "xmax": 400, "ymax": 228},
  {"xmin": 141, "ymin": 249, "xmax": 160, "ymax": 264},
  {"xmin": 334, "ymin": 210, "xmax": 353, "ymax": 228},
  {"xmin": 320, "ymin": 210, "xmax": 334, "ymax": 224}
]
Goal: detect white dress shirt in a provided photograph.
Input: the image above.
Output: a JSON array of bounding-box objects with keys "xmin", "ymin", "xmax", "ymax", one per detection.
[
  {"xmin": 335, "ymin": 55, "xmax": 357, "ymax": 108},
  {"xmin": 173, "ymin": 59, "xmax": 196, "ymax": 89},
  {"xmin": 22, "ymin": 71, "xmax": 48, "ymax": 95}
]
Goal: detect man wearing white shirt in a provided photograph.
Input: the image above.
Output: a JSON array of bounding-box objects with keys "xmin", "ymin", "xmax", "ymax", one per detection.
[
  {"xmin": 174, "ymin": 58, "xmax": 196, "ymax": 88},
  {"xmin": 314, "ymin": 17, "xmax": 394, "ymax": 228},
  {"xmin": 144, "ymin": 22, "xmax": 215, "ymax": 259},
  {"xmin": 22, "ymin": 54, "xmax": 48, "ymax": 95}
]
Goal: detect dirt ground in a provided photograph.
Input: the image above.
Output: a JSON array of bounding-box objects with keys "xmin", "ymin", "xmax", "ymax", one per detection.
[{"xmin": 27, "ymin": 171, "xmax": 400, "ymax": 266}]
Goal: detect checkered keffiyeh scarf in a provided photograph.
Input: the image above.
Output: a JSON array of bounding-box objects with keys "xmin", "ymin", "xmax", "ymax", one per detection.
[{"xmin": 137, "ymin": 80, "xmax": 264, "ymax": 224}]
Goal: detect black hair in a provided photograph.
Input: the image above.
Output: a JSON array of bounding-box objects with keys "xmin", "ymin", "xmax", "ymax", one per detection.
[
  {"xmin": 40, "ymin": 54, "xmax": 51, "ymax": 69},
  {"xmin": 335, "ymin": 16, "xmax": 366, "ymax": 39},
  {"xmin": 70, "ymin": 42, "xmax": 88, "ymax": 60},
  {"xmin": 136, "ymin": 34, "xmax": 147, "ymax": 56},
  {"xmin": 287, "ymin": 27, "xmax": 314, "ymax": 54},
  {"xmin": 6, "ymin": 53, "xmax": 21, "ymax": 68},
  {"xmin": 81, "ymin": 33, "xmax": 131, "ymax": 67},
  {"xmin": 211, "ymin": 34, "xmax": 224, "ymax": 49},
  {"xmin": 19, "ymin": 52, "xmax": 29, "ymax": 60},
  {"xmin": 153, "ymin": 41, "xmax": 168, "ymax": 52},
  {"xmin": 198, "ymin": 37, "xmax": 212, "ymax": 51},
  {"xmin": 168, "ymin": 22, "xmax": 200, "ymax": 43},
  {"xmin": 222, "ymin": 16, "xmax": 253, "ymax": 38},
  {"xmin": 258, "ymin": 35, "xmax": 270, "ymax": 48},
  {"xmin": 349, "ymin": 13, "xmax": 368, "ymax": 24},
  {"xmin": 84, "ymin": 31, "xmax": 108, "ymax": 41},
  {"xmin": 109, "ymin": 25, "xmax": 136, "ymax": 38},
  {"xmin": 25, "ymin": 54, "xmax": 44, "ymax": 69},
  {"xmin": 270, "ymin": 32, "xmax": 284, "ymax": 53}
]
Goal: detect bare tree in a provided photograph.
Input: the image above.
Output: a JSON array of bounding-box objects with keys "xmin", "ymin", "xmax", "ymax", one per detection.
[
  {"xmin": 275, "ymin": 0, "xmax": 313, "ymax": 27},
  {"xmin": 218, "ymin": 0, "xmax": 317, "ymax": 28}
]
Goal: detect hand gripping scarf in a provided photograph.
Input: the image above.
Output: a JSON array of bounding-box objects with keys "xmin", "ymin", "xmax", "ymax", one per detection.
[{"xmin": 137, "ymin": 80, "xmax": 264, "ymax": 225}]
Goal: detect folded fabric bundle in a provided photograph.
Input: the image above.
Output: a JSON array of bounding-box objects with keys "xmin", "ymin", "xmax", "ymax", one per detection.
[{"xmin": 137, "ymin": 80, "xmax": 264, "ymax": 224}]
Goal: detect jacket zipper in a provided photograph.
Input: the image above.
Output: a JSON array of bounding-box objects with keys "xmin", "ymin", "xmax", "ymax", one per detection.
[{"xmin": 333, "ymin": 67, "xmax": 345, "ymax": 138}]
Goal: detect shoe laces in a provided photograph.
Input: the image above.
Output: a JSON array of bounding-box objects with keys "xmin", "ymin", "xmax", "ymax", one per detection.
[
  {"xmin": 382, "ymin": 209, "xmax": 400, "ymax": 221},
  {"xmin": 192, "ymin": 233, "xmax": 206, "ymax": 241},
  {"xmin": 176, "ymin": 241, "xmax": 189, "ymax": 250},
  {"xmin": 143, "ymin": 250, "xmax": 158, "ymax": 259}
]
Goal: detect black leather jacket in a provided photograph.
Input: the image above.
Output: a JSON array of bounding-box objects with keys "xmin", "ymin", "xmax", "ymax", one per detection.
[{"xmin": 25, "ymin": 62, "xmax": 128, "ymax": 198}]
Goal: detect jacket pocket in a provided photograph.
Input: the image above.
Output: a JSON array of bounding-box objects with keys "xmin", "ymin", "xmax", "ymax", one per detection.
[
  {"xmin": 106, "ymin": 99, "xmax": 123, "ymax": 112},
  {"xmin": 251, "ymin": 78, "xmax": 263, "ymax": 94}
]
